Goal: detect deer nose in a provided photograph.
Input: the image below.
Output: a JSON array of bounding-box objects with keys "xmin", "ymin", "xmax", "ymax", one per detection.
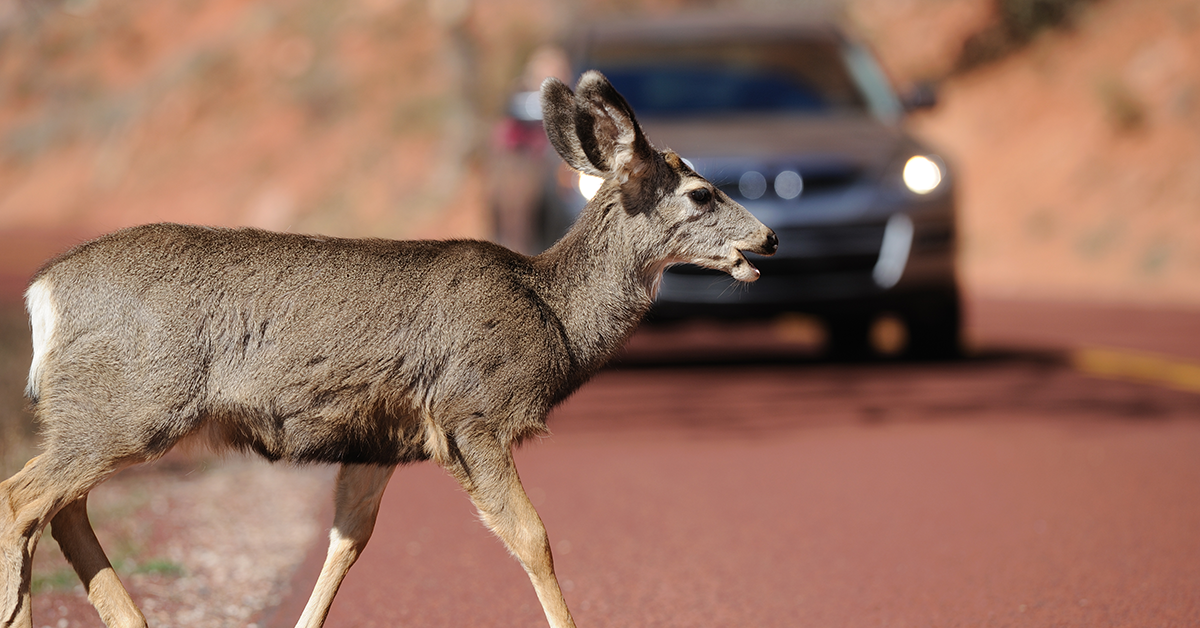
[{"xmin": 763, "ymin": 230, "xmax": 779, "ymax": 256}]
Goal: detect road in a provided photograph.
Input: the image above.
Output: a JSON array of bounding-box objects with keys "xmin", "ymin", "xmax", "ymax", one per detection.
[{"xmin": 264, "ymin": 299, "xmax": 1200, "ymax": 628}]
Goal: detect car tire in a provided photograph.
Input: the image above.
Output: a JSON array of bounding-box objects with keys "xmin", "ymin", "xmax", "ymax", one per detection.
[
  {"xmin": 825, "ymin": 313, "xmax": 873, "ymax": 360},
  {"xmin": 904, "ymin": 294, "xmax": 963, "ymax": 359}
]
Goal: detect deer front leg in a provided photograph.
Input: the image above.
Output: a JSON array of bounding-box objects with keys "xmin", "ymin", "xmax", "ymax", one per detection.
[
  {"xmin": 444, "ymin": 436, "xmax": 576, "ymax": 628},
  {"xmin": 295, "ymin": 463, "xmax": 395, "ymax": 628},
  {"xmin": 50, "ymin": 495, "xmax": 146, "ymax": 628}
]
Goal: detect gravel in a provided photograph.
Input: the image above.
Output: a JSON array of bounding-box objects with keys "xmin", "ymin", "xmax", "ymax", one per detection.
[{"xmin": 31, "ymin": 451, "xmax": 334, "ymax": 628}]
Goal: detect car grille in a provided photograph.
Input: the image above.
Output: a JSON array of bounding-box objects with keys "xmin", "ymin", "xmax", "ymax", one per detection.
[
  {"xmin": 667, "ymin": 223, "xmax": 887, "ymax": 277},
  {"xmin": 708, "ymin": 164, "xmax": 862, "ymax": 202}
]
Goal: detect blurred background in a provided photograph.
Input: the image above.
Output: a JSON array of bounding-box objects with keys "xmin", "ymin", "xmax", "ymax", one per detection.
[
  {"xmin": 2, "ymin": 0, "xmax": 1198, "ymax": 305},
  {"xmin": 2, "ymin": 1, "xmax": 1200, "ymax": 626}
]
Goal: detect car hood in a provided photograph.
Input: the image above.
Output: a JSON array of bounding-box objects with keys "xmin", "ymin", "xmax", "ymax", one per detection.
[{"xmin": 639, "ymin": 114, "xmax": 908, "ymax": 172}]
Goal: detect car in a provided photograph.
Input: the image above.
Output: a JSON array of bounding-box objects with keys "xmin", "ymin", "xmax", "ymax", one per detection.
[{"xmin": 498, "ymin": 14, "xmax": 961, "ymax": 358}]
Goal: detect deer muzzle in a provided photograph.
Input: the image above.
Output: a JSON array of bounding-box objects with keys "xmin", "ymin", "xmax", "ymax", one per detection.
[{"xmin": 727, "ymin": 227, "xmax": 778, "ymax": 283}]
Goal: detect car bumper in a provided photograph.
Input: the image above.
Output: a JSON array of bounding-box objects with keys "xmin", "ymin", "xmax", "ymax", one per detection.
[{"xmin": 650, "ymin": 210, "xmax": 957, "ymax": 320}]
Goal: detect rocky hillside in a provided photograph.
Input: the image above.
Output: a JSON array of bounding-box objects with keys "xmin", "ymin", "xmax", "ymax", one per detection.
[
  {"xmin": 0, "ymin": 0, "xmax": 572, "ymax": 290},
  {"xmin": 858, "ymin": 0, "xmax": 1200, "ymax": 307}
]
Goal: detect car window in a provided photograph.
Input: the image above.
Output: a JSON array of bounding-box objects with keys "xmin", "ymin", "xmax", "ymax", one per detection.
[{"xmin": 589, "ymin": 38, "xmax": 870, "ymax": 118}]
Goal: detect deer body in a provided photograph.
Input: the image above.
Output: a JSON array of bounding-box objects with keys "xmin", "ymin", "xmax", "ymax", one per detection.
[
  {"xmin": 1, "ymin": 72, "xmax": 776, "ymax": 628},
  {"xmin": 27, "ymin": 225, "xmax": 627, "ymax": 468}
]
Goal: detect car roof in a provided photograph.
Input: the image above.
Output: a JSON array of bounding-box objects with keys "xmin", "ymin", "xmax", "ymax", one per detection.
[{"xmin": 573, "ymin": 11, "xmax": 848, "ymax": 51}]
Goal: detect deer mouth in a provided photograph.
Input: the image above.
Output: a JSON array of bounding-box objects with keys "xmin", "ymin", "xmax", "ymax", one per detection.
[
  {"xmin": 727, "ymin": 250, "xmax": 761, "ymax": 282},
  {"xmin": 724, "ymin": 231, "xmax": 776, "ymax": 282}
]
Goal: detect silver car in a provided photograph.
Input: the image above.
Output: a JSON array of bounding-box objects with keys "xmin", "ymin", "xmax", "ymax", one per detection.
[{"xmin": 504, "ymin": 15, "xmax": 960, "ymax": 357}]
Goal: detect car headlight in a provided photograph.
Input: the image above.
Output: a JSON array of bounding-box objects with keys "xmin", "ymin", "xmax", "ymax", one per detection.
[
  {"xmin": 578, "ymin": 172, "xmax": 603, "ymax": 201},
  {"xmin": 902, "ymin": 155, "xmax": 944, "ymax": 194}
]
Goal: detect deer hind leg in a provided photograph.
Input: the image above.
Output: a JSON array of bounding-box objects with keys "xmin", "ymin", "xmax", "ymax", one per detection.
[
  {"xmin": 443, "ymin": 435, "xmax": 576, "ymax": 628},
  {"xmin": 294, "ymin": 463, "xmax": 396, "ymax": 628},
  {"xmin": 1, "ymin": 452, "xmax": 130, "ymax": 628},
  {"xmin": 0, "ymin": 457, "xmax": 42, "ymax": 628},
  {"xmin": 50, "ymin": 494, "xmax": 146, "ymax": 628}
]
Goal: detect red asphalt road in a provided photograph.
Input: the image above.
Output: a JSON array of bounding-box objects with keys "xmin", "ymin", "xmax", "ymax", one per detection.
[{"xmin": 264, "ymin": 300, "xmax": 1200, "ymax": 628}]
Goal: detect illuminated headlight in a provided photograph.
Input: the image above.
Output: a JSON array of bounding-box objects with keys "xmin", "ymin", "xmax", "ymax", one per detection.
[
  {"xmin": 578, "ymin": 172, "xmax": 603, "ymax": 201},
  {"xmin": 902, "ymin": 155, "xmax": 943, "ymax": 195}
]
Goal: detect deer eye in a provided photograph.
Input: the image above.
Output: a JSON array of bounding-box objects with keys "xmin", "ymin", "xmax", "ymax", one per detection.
[{"xmin": 688, "ymin": 188, "xmax": 712, "ymax": 205}]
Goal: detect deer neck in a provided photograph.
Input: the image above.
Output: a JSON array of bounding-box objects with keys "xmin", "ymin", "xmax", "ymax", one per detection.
[{"xmin": 532, "ymin": 197, "xmax": 662, "ymax": 374}]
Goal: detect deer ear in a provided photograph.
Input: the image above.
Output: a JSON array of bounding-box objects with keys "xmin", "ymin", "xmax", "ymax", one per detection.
[
  {"xmin": 541, "ymin": 76, "xmax": 605, "ymax": 177},
  {"xmin": 573, "ymin": 71, "xmax": 656, "ymax": 184},
  {"xmin": 541, "ymin": 71, "xmax": 655, "ymax": 182}
]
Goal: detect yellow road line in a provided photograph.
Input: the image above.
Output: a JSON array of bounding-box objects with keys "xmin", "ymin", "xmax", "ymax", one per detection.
[{"xmin": 1072, "ymin": 347, "xmax": 1200, "ymax": 394}]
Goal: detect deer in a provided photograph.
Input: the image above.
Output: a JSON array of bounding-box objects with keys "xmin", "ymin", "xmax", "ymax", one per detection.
[{"xmin": 0, "ymin": 71, "xmax": 777, "ymax": 628}]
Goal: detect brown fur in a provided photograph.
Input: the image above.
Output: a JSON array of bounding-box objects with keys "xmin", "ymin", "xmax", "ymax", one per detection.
[{"xmin": 0, "ymin": 71, "xmax": 776, "ymax": 628}]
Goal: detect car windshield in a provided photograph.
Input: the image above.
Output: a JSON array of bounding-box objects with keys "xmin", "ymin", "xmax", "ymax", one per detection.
[{"xmin": 589, "ymin": 37, "xmax": 870, "ymax": 118}]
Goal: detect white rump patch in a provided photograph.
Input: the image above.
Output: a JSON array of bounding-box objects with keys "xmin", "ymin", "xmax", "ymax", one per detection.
[{"xmin": 25, "ymin": 279, "xmax": 57, "ymax": 400}]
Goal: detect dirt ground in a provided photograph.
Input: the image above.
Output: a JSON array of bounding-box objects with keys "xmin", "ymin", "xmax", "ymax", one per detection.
[{"xmin": 27, "ymin": 456, "xmax": 332, "ymax": 628}]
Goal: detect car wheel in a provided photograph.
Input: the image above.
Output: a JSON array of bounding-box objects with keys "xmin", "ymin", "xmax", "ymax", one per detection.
[{"xmin": 825, "ymin": 314, "xmax": 873, "ymax": 360}]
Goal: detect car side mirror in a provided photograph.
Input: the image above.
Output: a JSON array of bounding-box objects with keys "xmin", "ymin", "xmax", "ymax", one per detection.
[
  {"xmin": 508, "ymin": 91, "xmax": 544, "ymax": 122},
  {"xmin": 901, "ymin": 81, "xmax": 938, "ymax": 112}
]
